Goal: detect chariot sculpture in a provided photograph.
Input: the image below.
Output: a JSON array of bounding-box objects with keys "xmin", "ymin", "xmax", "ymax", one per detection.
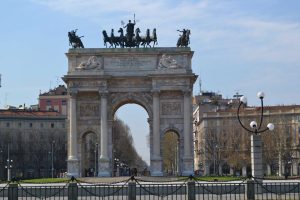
[{"xmin": 102, "ymin": 17, "xmax": 157, "ymax": 48}]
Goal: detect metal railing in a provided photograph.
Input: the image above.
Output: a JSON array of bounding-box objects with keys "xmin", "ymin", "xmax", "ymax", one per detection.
[{"xmin": 0, "ymin": 176, "xmax": 299, "ymax": 199}]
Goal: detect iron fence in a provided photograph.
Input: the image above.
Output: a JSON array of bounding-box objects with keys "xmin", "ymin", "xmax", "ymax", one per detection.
[
  {"xmin": 0, "ymin": 183, "xmax": 9, "ymax": 199},
  {"xmin": 195, "ymin": 181, "xmax": 247, "ymax": 200},
  {"xmin": 0, "ymin": 176, "xmax": 299, "ymax": 200},
  {"xmin": 17, "ymin": 184, "xmax": 68, "ymax": 199},
  {"xmin": 254, "ymin": 179, "xmax": 300, "ymax": 200}
]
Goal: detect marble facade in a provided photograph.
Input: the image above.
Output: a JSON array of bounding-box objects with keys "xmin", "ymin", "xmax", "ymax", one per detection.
[{"xmin": 63, "ymin": 47, "xmax": 197, "ymax": 177}]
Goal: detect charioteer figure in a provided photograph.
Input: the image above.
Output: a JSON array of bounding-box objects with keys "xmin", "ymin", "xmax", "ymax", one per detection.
[{"xmin": 123, "ymin": 19, "xmax": 136, "ymax": 43}]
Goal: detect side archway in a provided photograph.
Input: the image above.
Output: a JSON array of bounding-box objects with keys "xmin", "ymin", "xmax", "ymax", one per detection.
[
  {"xmin": 80, "ymin": 131, "xmax": 98, "ymax": 177},
  {"xmin": 162, "ymin": 129, "xmax": 181, "ymax": 176}
]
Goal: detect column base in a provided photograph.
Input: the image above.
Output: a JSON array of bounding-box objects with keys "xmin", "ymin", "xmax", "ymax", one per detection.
[
  {"xmin": 98, "ymin": 158, "xmax": 111, "ymax": 177},
  {"xmin": 67, "ymin": 158, "xmax": 80, "ymax": 178},
  {"xmin": 151, "ymin": 157, "xmax": 163, "ymax": 176},
  {"xmin": 151, "ymin": 171, "xmax": 164, "ymax": 176},
  {"xmin": 182, "ymin": 170, "xmax": 194, "ymax": 176},
  {"xmin": 182, "ymin": 157, "xmax": 194, "ymax": 176}
]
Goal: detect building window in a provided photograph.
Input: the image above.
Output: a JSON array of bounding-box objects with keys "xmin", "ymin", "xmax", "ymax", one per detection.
[
  {"xmin": 6, "ymin": 122, "xmax": 10, "ymax": 127},
  {"xmin": 51, "ymin": 123, "xmax": 54, "ymax": 128},
  {"xmin": 18, "ymin": 123, "xmax": 22, "ymax": 127},
  {"xmin": 62, "ymin": 123, "xmax": 65, "ymax": 128},
  {"xmin": 46, "ymin": 100, "xmax": 51, "ymax": 106},
  {"xmin": 62, "ymin": 100, "xmax": 67, "ymax": 105},
  {"xmin": 29, "ymin": 123, "xmax": 33, "ymax": 128}
]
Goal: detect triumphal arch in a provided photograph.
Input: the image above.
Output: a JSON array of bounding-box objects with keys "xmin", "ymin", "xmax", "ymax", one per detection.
[{"xmin": 63, "ymin": 47, "xmax": 197, "ymax": 177}]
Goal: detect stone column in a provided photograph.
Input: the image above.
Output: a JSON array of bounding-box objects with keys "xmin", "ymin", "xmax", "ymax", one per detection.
[
  {"xmin": 67, "ymin": 90, "xmax": 79, "ymax": 177},
  {"xmin": 151, "ymin": 90, "xmax": 163, "ymax": 176},
  {"xmin": 98, "ymin": 91, "xmax": 110, "ymax": 177},
  {"xmin": 182, "ymin": 89, "xmax": 194, "ymax": 176}
]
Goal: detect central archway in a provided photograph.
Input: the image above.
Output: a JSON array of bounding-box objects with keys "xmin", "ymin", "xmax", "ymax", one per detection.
[
  {"xmin": 109, "ymin": 94, "xmax": 152, "ymax": 175},
  {"xmin": 64, "ymin": 47, "xmax": 197, "ymax": 177},
  {"xmin": 113, "ymin": 103, "xmax": 150, "ymax": 176}
]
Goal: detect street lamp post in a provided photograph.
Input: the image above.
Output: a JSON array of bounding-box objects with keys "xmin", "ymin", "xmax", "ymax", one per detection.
[
  {"xmin": 94, "ymin": 143, "xmax": 98, "ymax": 177},
  {"xmin": 5, "ymin": 144, "xmax": 13, "ymax": 181},
  {"xmin": 51, "ymin": 141, "xmax": 55, "ymax": 178},
  {"xmin": 213, "ymin": 144, "xmax": 219, "ymax": 175},
  {"xmin": 237, "ymin": 92, "xmax": 274, "ymax": 180}
]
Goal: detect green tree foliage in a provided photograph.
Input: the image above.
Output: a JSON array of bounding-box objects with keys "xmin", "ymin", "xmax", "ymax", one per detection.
[
  {"xmin": 162, "ymin": 131, "xmax": 179, "ymax": 175},
  {"xmin": 112, "ymin": 117, "xmax": 148, "ymax": 171}
]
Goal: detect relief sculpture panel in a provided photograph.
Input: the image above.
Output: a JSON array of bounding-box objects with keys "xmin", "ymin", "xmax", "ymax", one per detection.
[{"xmin": 161, "ymin": 102, "xmax": 182, "ymax": 116}]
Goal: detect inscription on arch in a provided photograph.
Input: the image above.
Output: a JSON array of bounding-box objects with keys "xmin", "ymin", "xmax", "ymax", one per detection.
[
  {"xmin": 79, "ymin": 103, "xmax": 99, "ymax": 117},
  {"xmin": 161, "ymin": 102, "xmax": 182, "ymax": 116}
]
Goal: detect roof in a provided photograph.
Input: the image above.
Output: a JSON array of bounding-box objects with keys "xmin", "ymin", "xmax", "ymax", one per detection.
[
  {"xmin": 40, "ymin": 85, "xmax": 67, "ymax": 96},
  {"xmin": 0, "ymin": 109, "xmax": 62, "ymax": 117},
  {"xmin": 198, "ymin": 105, "xmax": 300, "ymax": 120}
]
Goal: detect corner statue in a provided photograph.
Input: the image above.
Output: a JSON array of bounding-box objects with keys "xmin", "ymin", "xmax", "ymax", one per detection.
[
  {"xmin": 176, "ymin": 29, "xmax": 191, "ymax": 47},
  {"xmin": 68, "ymin": 29, "xmax": 84, "ymax": 48}
]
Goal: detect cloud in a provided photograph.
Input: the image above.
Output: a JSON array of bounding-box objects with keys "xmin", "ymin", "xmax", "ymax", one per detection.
[{"xmin": 31, "ymin": 0, "xmax": 300, "ymax": 105}]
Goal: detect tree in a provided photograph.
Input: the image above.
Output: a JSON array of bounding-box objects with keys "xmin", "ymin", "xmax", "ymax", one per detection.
[
  {"xmin": 112, "ymin": 117, "xmax": 148, "ymax": 172},
  {"xmin": 162, "ymin": 131, "xmax": 179, "ymax": 175}
]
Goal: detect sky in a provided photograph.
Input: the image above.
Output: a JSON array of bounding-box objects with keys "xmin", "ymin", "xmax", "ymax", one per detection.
[{"xmin": 1, "ymin": 0, "xmax": 300, "ymax": 164}]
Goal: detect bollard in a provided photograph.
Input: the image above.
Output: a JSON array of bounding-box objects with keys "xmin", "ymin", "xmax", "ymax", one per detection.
[
  {"xmin": 128, "ymin": 181, "xmax": 136, "ymax": 200},
  {"xmin": 246, "ymin": 180, "xmax": 255, "ymax": 200},
  {"xmin": 68, "ymin": 182, "xmax": 78, "ymax": 200},
  {"xmin": 8, "ymin": 183, "xmax": 18, "ymax": 200}
]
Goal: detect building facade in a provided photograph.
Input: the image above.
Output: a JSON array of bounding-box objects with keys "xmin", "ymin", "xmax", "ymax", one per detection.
[
  {"xmin": 193, "ymin": 92, "xmax": 300, "ymax": 177},
  {"xmin": 0, "ymin": 109, "xmax": 67, "ymax": 179},
  {"xmin": 39, "ymin": 85, "xmax": 68, "ymax": 115}
]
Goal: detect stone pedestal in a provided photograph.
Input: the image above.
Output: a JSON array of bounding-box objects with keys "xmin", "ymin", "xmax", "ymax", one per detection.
[
  {"xmin": 182, "ymin": 157, "xmax": 194, "ymax": 176},
  {"xmin": 251, "ymin": 134, "xmax": 263, "ymax": 178},
  {"xmin": 98, "ymin": 158, "xmax": 110, "ymax": 177},
  {"xmin": 251, "ymin": 134, "xmax": 263, "ymax": 194},
  {"xmin": 67, "ymin": 158, "xmax": 80, "ymax": 177},
  {"xmin": 151, "ymin": 157, "xmax": 163, "ymax": 176}
]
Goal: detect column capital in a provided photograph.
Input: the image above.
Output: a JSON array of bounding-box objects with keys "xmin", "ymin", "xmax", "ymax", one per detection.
[
  {"xmin": 151, "ymin": 89, "xmax": 160, "ymax": 97},
  {"xmin": 99, "ymin": 90, "xmax": 109, "ymax": 97},
  {"xmin": 182, "ymin": 89, "xmax": 192, "ymax": 96},
  {"xmin": 68, "ymin": 88, "xmax": 78, "ymax": 98}
]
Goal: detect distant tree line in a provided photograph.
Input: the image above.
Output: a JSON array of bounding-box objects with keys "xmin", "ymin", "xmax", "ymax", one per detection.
[{"xmin": 112, "ymin": 117, "xmax": 148, "ymax": 173}]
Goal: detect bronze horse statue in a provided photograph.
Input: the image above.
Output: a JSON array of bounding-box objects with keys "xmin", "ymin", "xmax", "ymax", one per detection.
[
  {"xmin": 103, "ymin": 30, "xmax": 120, "ymax": 48},
  {"xmin": 102, "ymin": 30, "xmax": 113, "ymax": 48},
  {"xmin": 140, "ymin": 28, "xmax": 158, "ymax": 48},
  {"xmin": 177, "ymin": 29, "xmax": 190, "ymax": 47},
  {"xmin": 117, "ymin": 28, "xmax": 126, "ymax": 48},
  {"xmin": 68, "ymin": 30, "xmax": 84, "ymax": 48},
  {"xmin": 151, "ymin": 28, "xmax": 158, "ymax": 47}
]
